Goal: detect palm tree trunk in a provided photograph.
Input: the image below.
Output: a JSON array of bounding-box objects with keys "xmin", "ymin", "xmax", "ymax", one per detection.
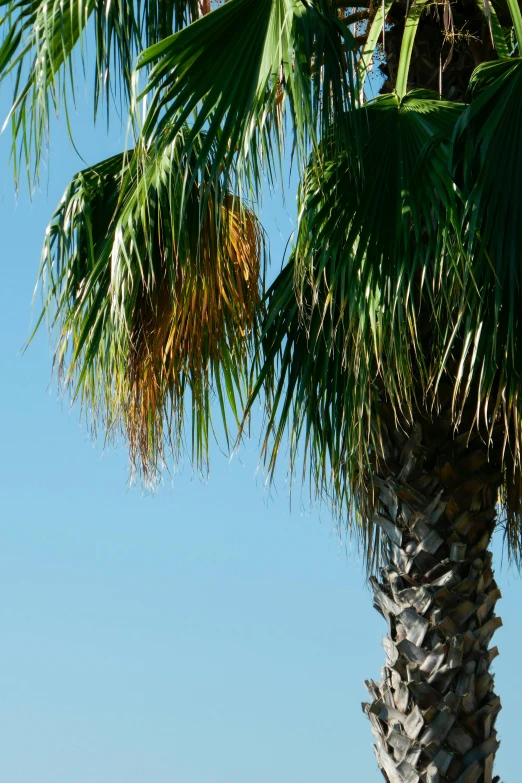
[{"xmin": 363, "ymin": 407, "xmax": 503, "ymax": 783}]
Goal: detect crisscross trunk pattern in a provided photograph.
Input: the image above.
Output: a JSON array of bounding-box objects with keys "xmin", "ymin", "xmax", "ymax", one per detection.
[{"xmin": 364, "ymin": 409, "xmax": 503, "ymax": 783}]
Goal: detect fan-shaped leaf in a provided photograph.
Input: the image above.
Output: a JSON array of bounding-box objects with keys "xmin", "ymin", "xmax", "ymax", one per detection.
[
  {"xmin": 250, "ymin": 92, "xmax": 463, "ymax": 530},
  {"xmin": 38, "ymin": 129, "xmax": 264, "ymax": 481},
  {"xmin": 0, "ymin": 0, "xmax": 204, "ymax": 184},
  {"xmin": 451, "ymin": 58, "xmax": 522, "ymax": 481},
  {"xmin": 138, "ymin": 0, "xmax": 356, "ymax": 192}
]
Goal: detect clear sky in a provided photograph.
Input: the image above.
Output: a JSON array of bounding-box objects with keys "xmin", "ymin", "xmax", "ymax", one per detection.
[{"xmin": 1, "ymin": 82, "xmax": 521, "ymax": 783}]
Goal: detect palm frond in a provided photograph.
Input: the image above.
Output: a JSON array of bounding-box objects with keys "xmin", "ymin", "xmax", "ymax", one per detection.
[
  {"xmin": 137, "ymin": 0, "xmax": 356, "ymax": 196},
  {"xmin": 504, "ymin": 0, "xmax": 522, "ymax": 49},
  {"xmin": 247, "ymin": 91, "xmax": 463, "ymax": 545},
  {"xmin": 451, "ymin": 58, "xmax": 522, "ymax": 556},
  {"xmin": 478, "ymin": 0, "xmax": 511, "ymax": 60},
  {"xmin": 37, "ymin": 128, "xmax": 264, "ymax": 482},
  {"xmin": 249, "ymin": 68, "xmax": 522, "ymax": 562},
  {"xmin": 395, "ymin": 0, "xmax": 430, "ymax": 98},
  {"xmin": 357, "ymin": 0, "xmax": 393, "ymax": 90},
  {"xmin": 0, "ymin": 0, "xmax": 204, "ymax": 184}
]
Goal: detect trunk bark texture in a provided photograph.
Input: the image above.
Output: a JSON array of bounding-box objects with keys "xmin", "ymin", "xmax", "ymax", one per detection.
[{"xmin": 363, "ymin": 405, "xmax": 503, "ymax": 783}]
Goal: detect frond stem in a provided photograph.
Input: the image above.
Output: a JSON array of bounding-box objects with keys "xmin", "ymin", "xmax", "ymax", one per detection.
[{"xmin": 395, "ymin": 0, "xmax": 430, "ymax": 99}]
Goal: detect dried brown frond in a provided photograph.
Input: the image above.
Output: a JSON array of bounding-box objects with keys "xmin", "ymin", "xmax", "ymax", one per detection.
[{"xmin": 125, "ymin": 196, "xmax": 262, "ymax": 480}]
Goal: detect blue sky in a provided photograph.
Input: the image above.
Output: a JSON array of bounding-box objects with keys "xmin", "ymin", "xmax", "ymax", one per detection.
[{"xmin": 0, "ymin": 79, "xmax": 521, "ymax": 783}]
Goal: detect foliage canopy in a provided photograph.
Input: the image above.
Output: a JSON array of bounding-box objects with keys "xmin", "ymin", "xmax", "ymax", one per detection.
[{"xmin": 3, "ymin": 0, "xmax": 522, "ymax": 561}]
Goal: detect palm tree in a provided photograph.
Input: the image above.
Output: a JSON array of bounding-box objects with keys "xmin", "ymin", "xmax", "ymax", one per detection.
[{"xmin": 2, "ymin": 0, "xmax": 522, "ymax": 779}]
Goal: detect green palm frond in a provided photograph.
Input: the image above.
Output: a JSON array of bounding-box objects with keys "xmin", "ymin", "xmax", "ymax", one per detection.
[
  {"xmin": 11, "ymin": 0, "xmax": 522, "ymax": 564},
  {"xmin": 0, "ymin": 0, "xmax": 203, "ymax": 184},
  {"xmin": 451, "ymin": 59, "xmax": 522, "ymax": 413},
  {"xmin": 38, "ymin": 128, "xmax": 264, "ymax": 481},
  {"xmin": 357, "ymin": 0, "xmax": 393, "ymax": 89},
  {"xmin": 248, "ymin": 66, "xmax": 522, "ymax": 558},
  {"xmin": 248, "ymin": 91, "xmax": 464, "ymax": 534},
  {"xmin": 504, "ymin": 0, "xmax": 522, "ymax": 49},
  {"xmin": 137, "ymin": 0, "xmax": 356, "ymax": 194},
  {"xmin": 450, "ymin": 58, "xmax": 522, "ymax": 549}
]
